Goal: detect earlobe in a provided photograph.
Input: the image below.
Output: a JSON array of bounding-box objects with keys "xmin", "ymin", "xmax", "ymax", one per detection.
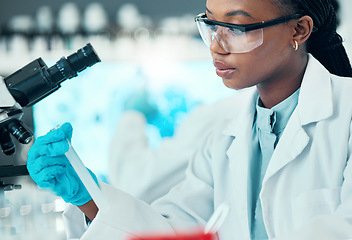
[
  {"xmin": 292, "ymin": 40, "xmax": 299, "ymax": 51},
  {"xmin": 293, "ymin": 15, "xmax": 314, "ymax": 46}
]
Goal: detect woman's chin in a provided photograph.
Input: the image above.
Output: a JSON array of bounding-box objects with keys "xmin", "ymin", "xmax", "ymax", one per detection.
[{"xmin": 222, "ymin": 78, "xmax": 248, "ymax": 91}]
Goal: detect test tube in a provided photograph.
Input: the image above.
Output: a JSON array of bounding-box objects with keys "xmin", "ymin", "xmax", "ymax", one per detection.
[{"xmin": 64, "ymin": 140, "xmax": 105, "ymax": 210}]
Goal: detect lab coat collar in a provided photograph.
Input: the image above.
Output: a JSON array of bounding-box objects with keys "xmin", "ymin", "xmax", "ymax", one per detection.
[
  {"xmin": 297, "ymin": 54, "xmax": 333, "ymax": 125},
  {"xmin": 222, "ymin": 87, "xmax": 258, "ymax": 137}
]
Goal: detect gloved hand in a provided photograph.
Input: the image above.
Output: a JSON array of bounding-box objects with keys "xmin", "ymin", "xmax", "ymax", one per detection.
[{"xmin": 27, "ymin": 122, "xmax": 98, "ymax": 206}]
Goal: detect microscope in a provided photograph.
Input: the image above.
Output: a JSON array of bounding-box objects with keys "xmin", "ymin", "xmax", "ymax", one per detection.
[{"xmin": 0, "ymin": 43, "xmax": 101, "ymax": 198}]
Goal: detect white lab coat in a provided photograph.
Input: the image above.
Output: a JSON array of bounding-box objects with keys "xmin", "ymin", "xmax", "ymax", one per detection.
[
  {"xmin": 63, "ymin": 55, "xmax": 352, "ymax": 239},
  {"xmin": 108, "ymin": 96, "xmax": 236, "ymax": 203}
]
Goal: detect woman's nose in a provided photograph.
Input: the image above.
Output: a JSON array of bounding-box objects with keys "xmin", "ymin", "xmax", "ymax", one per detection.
[{"xmin": 209, "ymin": 33, "xmax": 229, "ymax": 55}]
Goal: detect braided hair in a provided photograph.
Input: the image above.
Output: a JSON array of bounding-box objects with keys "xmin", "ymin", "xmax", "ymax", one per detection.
[{"xmin": 275, "ymin": 0, "xmax": 352, "ymax": 77}]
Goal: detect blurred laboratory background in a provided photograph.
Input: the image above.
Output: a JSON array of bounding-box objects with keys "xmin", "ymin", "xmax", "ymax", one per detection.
[{"xmin": 0, "ymin": 0, "xmax": 351, "ymax": 239}]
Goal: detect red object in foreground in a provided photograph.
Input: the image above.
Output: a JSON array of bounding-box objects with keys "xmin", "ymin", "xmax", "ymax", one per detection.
[{"xmin": 129, "ymin": 231, "xmax": 218, "ymax": 240}]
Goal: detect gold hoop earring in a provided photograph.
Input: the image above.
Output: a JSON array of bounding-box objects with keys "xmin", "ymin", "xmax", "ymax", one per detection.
[{"xmin": 293, "ymin": 40, "xmax": 299, "ymax": 51}]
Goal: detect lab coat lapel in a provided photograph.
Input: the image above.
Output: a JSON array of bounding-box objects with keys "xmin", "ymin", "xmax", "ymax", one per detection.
[
  {"xmin": 263, "ymin": 110, "xmax": 310, "ymax": 183},
  {"xmin": 222, "ymin": 87, "xmax": 258, "ymax": 238},
  {"xmin": 263, "ymin": 55, "xmax": 333, "ymax": 183}
]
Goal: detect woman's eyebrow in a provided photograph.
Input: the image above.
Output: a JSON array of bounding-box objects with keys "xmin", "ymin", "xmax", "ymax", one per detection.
[
  {"xmin": 206, "ymin": 7, "xmax": 254, "ymax": 19},
  {"xmin": 226, "ymin": 10, "xmax": 254, "ymax": 18}
]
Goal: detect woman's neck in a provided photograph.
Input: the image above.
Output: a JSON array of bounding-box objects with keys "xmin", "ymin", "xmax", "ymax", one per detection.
[{"xmin": 257, "ymin": 55, "xmax": 308, "ymax": 109}]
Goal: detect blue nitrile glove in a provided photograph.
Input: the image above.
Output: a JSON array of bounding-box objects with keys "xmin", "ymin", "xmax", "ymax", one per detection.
[{"xmin": 26, "ymin": 122, "xmax": 98, "ymax": 206}]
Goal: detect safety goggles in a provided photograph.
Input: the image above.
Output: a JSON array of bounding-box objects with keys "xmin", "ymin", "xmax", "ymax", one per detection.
[{"xmin": 194, "ymin": 13, "xmax": 302, "ymax": 53}]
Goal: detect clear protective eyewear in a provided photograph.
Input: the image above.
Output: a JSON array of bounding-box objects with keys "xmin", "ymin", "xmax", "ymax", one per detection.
[{"xmin": 194, "ymin": 13, "xmax": 302, "ymax": 53}]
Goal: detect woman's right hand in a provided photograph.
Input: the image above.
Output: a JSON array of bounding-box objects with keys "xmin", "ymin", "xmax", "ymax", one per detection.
[{"xmin": 26, "ymin": 122, "xmax": 98, "ymax": 206}]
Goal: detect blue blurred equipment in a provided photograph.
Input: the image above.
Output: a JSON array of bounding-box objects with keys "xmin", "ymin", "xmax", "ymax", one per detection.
[
  {"xmin": 27, "ymin": 122, "xmax": 98, "ymax": 206},
  {"xmin": 123, "ymin": 86, "xmax": 196, "ymax": 138},
  {"xmin": 123, "ymin": 87, "xmax": 160, "ymax": 125}
]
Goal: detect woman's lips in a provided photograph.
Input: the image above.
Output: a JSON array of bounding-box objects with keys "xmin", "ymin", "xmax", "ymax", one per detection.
[{"xmin": 213, "ymin": 61, "xmax": 237, "ymax": 78}]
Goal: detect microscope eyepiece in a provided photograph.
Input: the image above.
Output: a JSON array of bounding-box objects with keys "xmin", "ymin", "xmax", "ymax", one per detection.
[
  {"xmin": 67, "ymin": 43, "xmax": 101, "ymax": 73},
  {"xmin": 4, "ymin": 43, "xmax": 101, "ymax": 107},
  {"xmin": 48, "ymin": 43, "xmax": 101, "ymax": 85}
]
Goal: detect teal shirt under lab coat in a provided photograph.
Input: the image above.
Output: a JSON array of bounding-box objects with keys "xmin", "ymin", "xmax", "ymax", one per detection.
[{"xmin": 251, "ymin": 89, "xmax": 300, "ymax": 239}]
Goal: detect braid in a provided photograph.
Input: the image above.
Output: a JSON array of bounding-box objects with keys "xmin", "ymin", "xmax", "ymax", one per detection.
[{"xmin": 277, "ymin": 0, "xmax": 352, "ymax": 77}]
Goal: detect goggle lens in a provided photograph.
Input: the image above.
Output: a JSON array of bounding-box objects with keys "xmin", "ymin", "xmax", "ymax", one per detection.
[{"xmin": 196, "ymin": 21, "xmax": 264, "ymax": 53}]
